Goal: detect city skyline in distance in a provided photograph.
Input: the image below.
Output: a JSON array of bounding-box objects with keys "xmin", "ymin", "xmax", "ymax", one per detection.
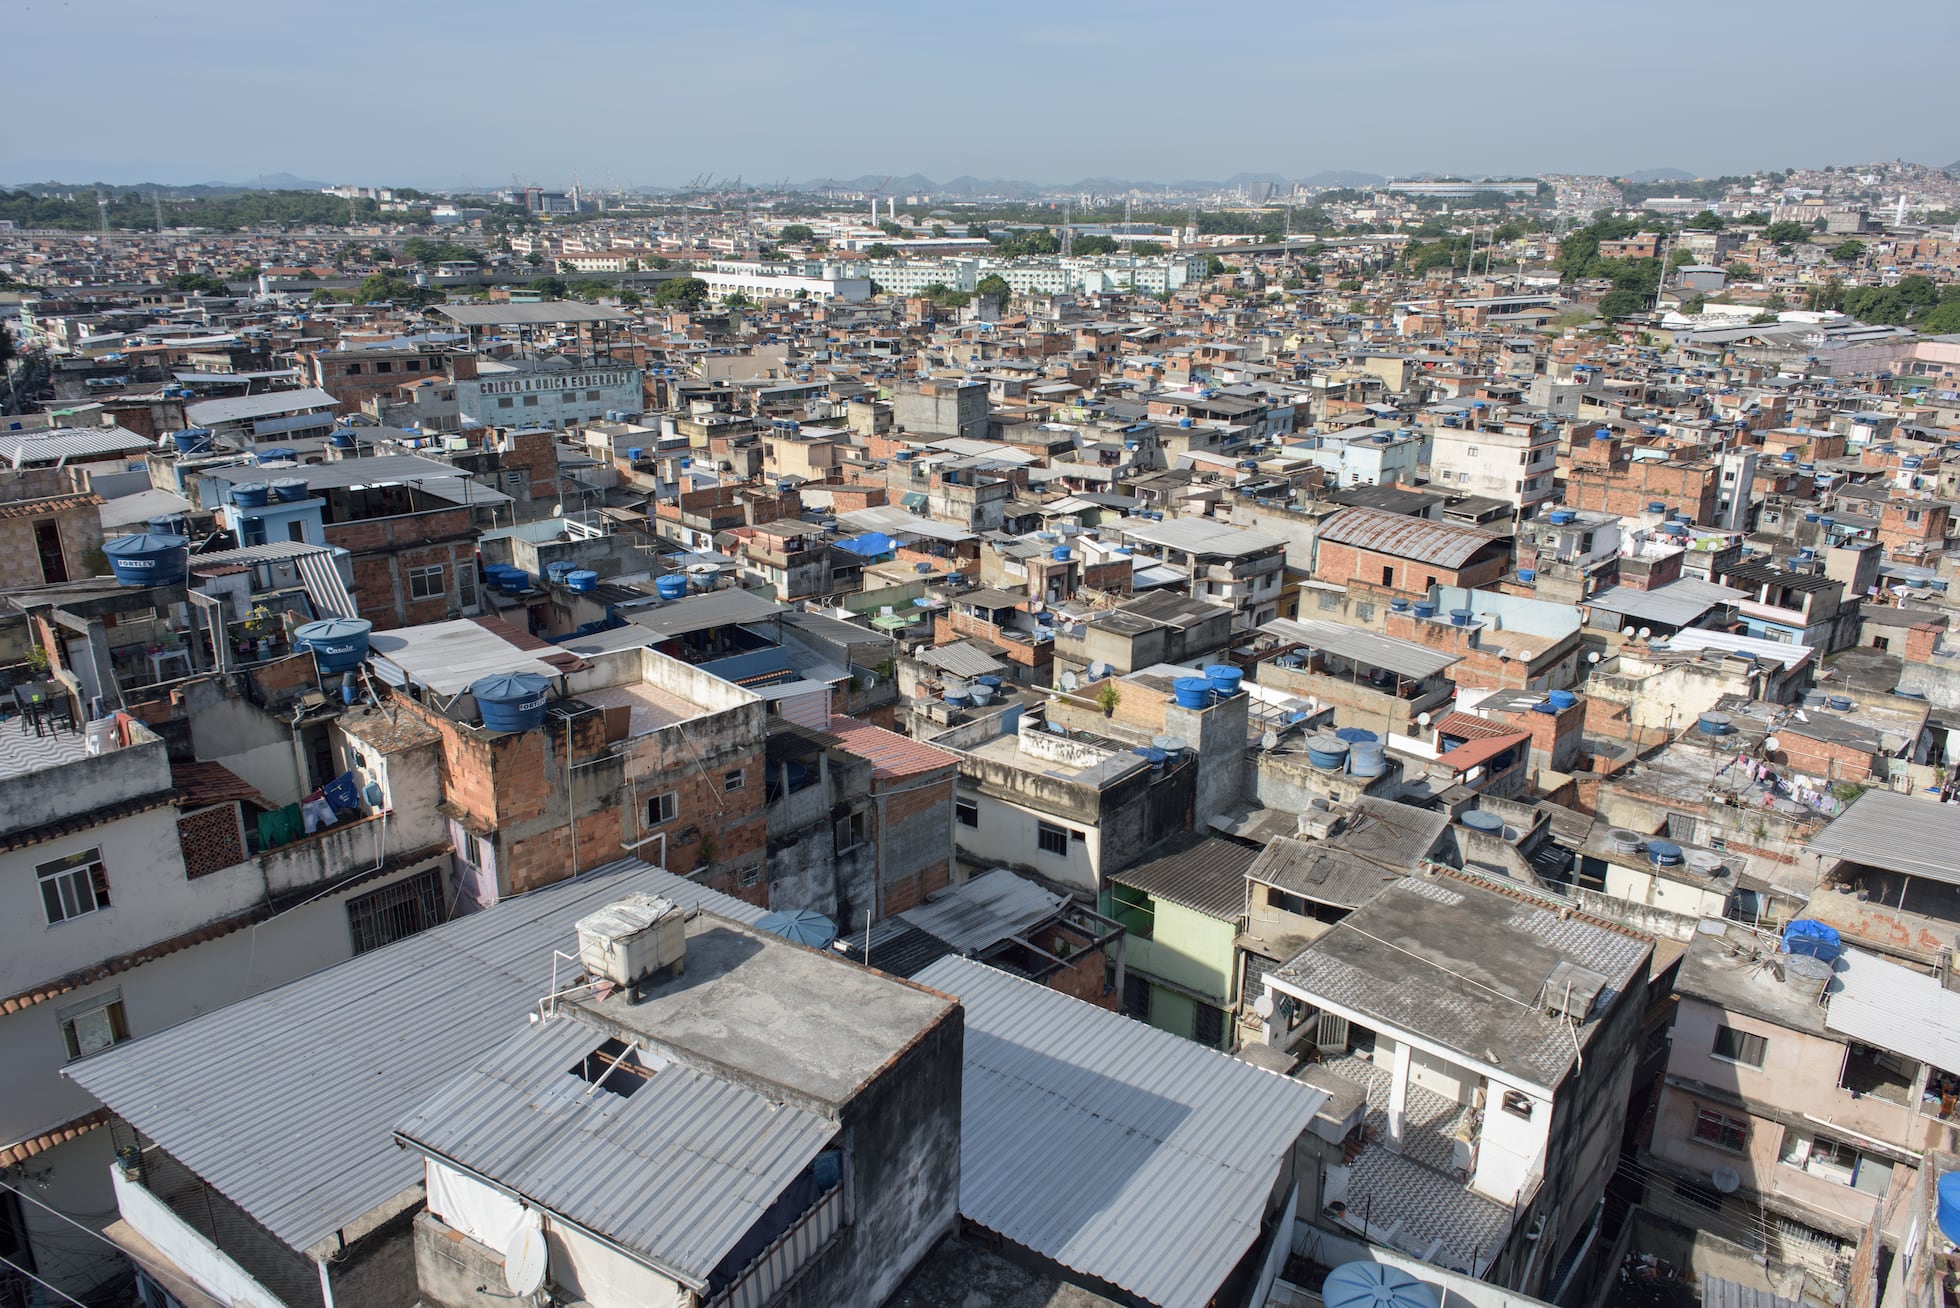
[{"xmin": 8, "ymin": 0, "xmax": 1956, "ymax": 191}]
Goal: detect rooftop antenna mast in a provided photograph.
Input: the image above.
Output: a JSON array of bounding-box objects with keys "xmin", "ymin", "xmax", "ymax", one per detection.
[
  {"xmin": 153, "ymin": 189, "xmax": 163, "ymax": 234},
  {"xmin": 96, "ymin": 193, "xmax": 109, "ymax": 234}
]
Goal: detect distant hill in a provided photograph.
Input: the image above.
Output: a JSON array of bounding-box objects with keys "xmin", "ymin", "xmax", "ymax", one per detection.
[{"xmin": 1623, "ymin": 167, "xmax": 1696, "ymax": 183}]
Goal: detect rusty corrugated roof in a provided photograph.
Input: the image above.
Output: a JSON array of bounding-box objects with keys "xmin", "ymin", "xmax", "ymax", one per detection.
[{"xmin": 1318, "ymin": 506, "xmax": 1501, "ymax": 568}]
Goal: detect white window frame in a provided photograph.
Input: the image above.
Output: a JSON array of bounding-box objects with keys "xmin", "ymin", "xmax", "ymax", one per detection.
[
  {"xmin": 647, "ymin": 791, "xmax": 679, "ymax": 826},
  {"xmin": 59, "ymin": 989, "xmax": 127, "ymax": 1060},
  {"xmin": 1711, "ymin": 1025, "xmax": 1767, "ymax": 1069},
  {"xmin": 409, "ymin": 564, "xmax": 445, "ymax": 601},
  {"xmin": 38, "ymin": 848, "xmax": 109, "ymax": 925},
  {"xmin": 723, "ymin": 768, "xmax": 745, "ymax": 793}
]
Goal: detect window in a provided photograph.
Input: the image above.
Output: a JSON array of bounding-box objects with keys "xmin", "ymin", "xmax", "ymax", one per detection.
[
  {"xmin": 1381, "ymin": 566, "xmax": 1394, "ymax": 585},
  {"xmin": 835, "ymin": 810, "xmax": 866, "ymax": 853},
  {"xmin": 1711, "ymin": 1025, "xmax": 1767, "ymax": 1068},
  {"xmin": 647, "ymin": 791, "xmax": 678, "ymax": 826},
  {"xmin": 498, "ymin": 397, "xmax": 513, "ymax": 410},
  {"xmin": 956, "ymin": 799, "xmax": 978, "ymax": 828},
  {"xmin": 409, "ymin": 564, "xmax": 445, "ymax": 601},
  {"xmin": 1693, "ymin": 1107, "xmax": 1750, "ymax": 1153},
  {"xmin": 1037, "ymin": 821, "xmax": 1070, "ymax": 857},
  {"xmin": 374, "ymin": 361, "xmax": 393, "ymax": 374},
  {"xmin": 737, "ymin": 863, "xmax": 763, "ymax": 888},
  {"xmin": 1780, "ymin": 1130, "xmax": 1895, "ymax": 1195},
  {"xmin": 722, "ymin": 768, "xmax": 745, "ymax": 792},
  {"xmin": 38, "ymin": 848, "xmax": 110, "ymax": 925},
  {"xmin": 586, "ymin": 389, "xmax": 601, "ymax": 402},
  {"xmin": 1123, "ymin": 972, "xmax": 1152, "ymax": 1019},
  {"xmin": 457, "ymin": 565, "xmax": 477, "ymax": 610},
  {"xmin": 59, "ymin": 991, "xmax": 128, "ymax": 1060},
  {"xmin": 523, "ymin": 395, "xmax": 539, "ymax": 407},
  {"xmin": 1194, "ymin": 1002, "xmax": 1225, "ymax": 1047},
  {"xmin": 1673, "ymin": 1178, "xmax": 1724, "ymax": 1212},
  {"xmin": 346, "ymin": 868, "xmax": 447, "ymax": 955},
  {"xmin": 1501, "ymin": 1089, "xmax": 1536, "ymax": 1119}
]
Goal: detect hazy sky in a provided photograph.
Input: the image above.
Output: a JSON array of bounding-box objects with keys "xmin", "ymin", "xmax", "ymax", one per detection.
[{"xmin": 8, "ymin": 0, "xmax": 1956, "ymax": 187}]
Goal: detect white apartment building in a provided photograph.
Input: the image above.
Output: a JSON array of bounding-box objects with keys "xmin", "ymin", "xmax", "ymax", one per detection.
[
  {"xmin": 699, "ymin": 260, "xmax": 871, "ymax": 303},
  {"xmin": 1428, "ymin": 417, "xmax": 1559, "ymax": 516}
]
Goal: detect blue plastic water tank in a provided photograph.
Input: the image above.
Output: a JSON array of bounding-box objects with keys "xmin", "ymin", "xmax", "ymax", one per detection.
[
  {"xmin": 565, "ymin": 570, "xmax": 597, "ymax": 594},
  {"xmin": 257, "ymin": 448, "xmax": 297, "ymax": 464},
  {"xmin": 231, "ymin": 483, "xmax": 271, "ymax": 508},
  {"xmin": 103, "ymin": 533, "xmax": 188, "ymax": 587},
  {"xmin": 656, "ymin": 575, "xmax": 689, "ymax": 601},
  {"xmin": 1305, "ymin": 736, "xmax": 1350, "ymax": 771},
  {"xmin": 546, "ymin": 562, "xmax": 578, "ymax": 584},
  {"xmin": 1449, "ymin": 608, "xmax": 1474, "ymax": 626},
  {"xmin": 1517, "ymin": 568, "xmax": 1537, "ymax": 582},
  {"xmin": 293, "ymin": 618, "xmax": 372, "ymax": 674},
  {"xmin": 1203, "ymin": 665, "xmax": 1243, "ymax": 697},
  {"xmin": 1697, "ymin": 712, "xmax": 1733, "ymax": 736},
  {"xmin": 1461, "ymin": 809, "xmax": 1505, "ymax": 834},
  {"xmin": 1172, "ymin": 677, "xmax": 1213, "ymax": 709},
  {"xmin": 498, "ymin": 569, "xmax": 530, "ymax": 594},
  {"xmin": 1347, "ymin": 739, "xmax": 1387, "ymax": 777},
  {"xmin": 471, "ymin": 673, "xmax": 551, "ymax": 733},
  {"xmin": 148, "ymin": 514, "xmax": 189, "ymax": 537},
  {"xmin": 269, "ymin": 477, "xmax": 308, "ymax": 503},
  {"xmin": 1940, "ymin": 1174, "xmax": 1960, "ymax": 1245},
  {"xmin": 171, "ymin": 428, "xmax": 213, "ymax": 455},
  {"xmin": 1647, "ymin": 840, "xmax": 1684, "ymax": 866},
  {"xmin": 329, "ymin": 428, "xmax": 358, "ymax": 450},
  {"xmin": 1547, "ymin": 690, "xmax": 1577, "ymax": 711},
  {"xmin": 1389, "ymin": 598, "xmax": 1411, "ymax": 612},
  {"xmin": 1052, "ymin": 546, "xmax": 1071, "ymax": 562},
  {"xmin": 1413, "ymin": 602, "xmax": 1438, "ymax": 619}
]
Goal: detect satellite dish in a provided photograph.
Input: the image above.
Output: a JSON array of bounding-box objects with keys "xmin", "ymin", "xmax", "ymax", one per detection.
[
  {"xmin": 550, "ymin": 503, "xmax": 565, "ymax": 517},
  {"xmin": 504, "ymin": 1220, "xmax": 547, "ymax": 1297},
  {"xmin": 1587, "ymin": 651, "xmax": 1601, "ymax": 664},
  {"xmin": 1253, "ymin": 993, "xmax": 1275, "ymax": 1020},
  {"xmin": 1417, "ymin": 711, "xmax": 1432, "ymax": 727},
  {"xmin": 1764, "ymin": 735, "xmax": 1780, "ymax": 752},
  {"xmin": 1262, "ymin": 730, "xmax": 1280, "ymax": 751},
  {"xmin": 1711, "ymin": 1165, "xmax": 1741, "ymax": 1195},
  {"xmin": 1621, "ymin": 626, "xmax": 1636, "ymax": 637},
  {"xmin": 1060, "ymin": 670, "xmax": 1078, "ymax": 692},
  {"xmin": 1637, "ymin": 627, "xmax": 1652, "ymax": 640}
]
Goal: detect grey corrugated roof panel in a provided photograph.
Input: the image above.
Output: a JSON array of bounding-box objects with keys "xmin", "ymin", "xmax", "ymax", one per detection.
[
  {"xmin": 917, "ymin": 641, "xmax": 1007, "ymax": 679},
  {"xmin": 836, "ymin": 918, "xmax": 959, "ymax": 979},
  {"xmin": 1702, "ymin": 1275, "xmax": 1801, "ymax": 1308},
  {"xmin": 394, "ymin": 1017, "xmax": 835, "ymax": 1288},
  {"xmin": 184, "ymin": 388, "xmax": 339, "ymax": 425},
  {"xmin": 901, "ymin": 868, "xmax": 1067, "ymax": 954},
  {"xmin": 65, "ymin": 861, "xmax": 764, "ymax": 1256},
  {"xmin": 1247, "ymin": 837, "xmax": 1405, "ymax": 908},
  {"xmin": 1107, "ymin": 834, "xmax": 1255, "ymax": 920},
  {"xmin": 1825, "ymin": 947, "xmax": 1960, "ymax": 1071},
  {"xmin": 912, "ymin": 957, "xmax": 1326, "ymax": 1308},
  {"xmin": 1258, "ymin": 617, "xmax": 1462, "ymax": 680},
  {"xmin": 1586, "ymin": 578, "xmax": 1746, "ymax": 628},
  {"xmin": 1117, "ymin": 516, "xmax": 1284, "ymax": 557},
  {"xmin": 436, "ymin": 302, "xmax": 629, "ymax": 326},
  {"xmin": 7, "ymin": 427, "xmax": 154, "ymax": 463},
  {"xmin": 1317, "ymin": 506, "xmax": 1502, "ymax": 569},
  {"xmin": 1334, "ymin": 796, "xmax": 1453, "ymax": 871},
  {"xmin": 211, "ymin": 453, "xmax": 474, "ymax": 491},
  {"xmin": 1806, "ymin": 788, "xmax": 1960, "ymax": 885},
  {"xmin": 628, "ymin": 589, "xmax": 786, "ymax": 640}
]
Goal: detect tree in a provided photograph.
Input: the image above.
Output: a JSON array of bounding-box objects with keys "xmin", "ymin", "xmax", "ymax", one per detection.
[
  {"xmin": 646, "ymin": 255, "xmax": 672, "ymax": 269},
  {"xmin": 352, "ymin": 273, "xmax": 444, "ymax": 306},
  {"xmin": 1724, "ymin": 262, "xmax": 1756, "ymax": 282},
  {"xmin": 1762, "ymin": 293, "xmax": 1788, "ymax": 313},
  {"xmin": 566, "ymin": 279, "xmax": 613, "ymax": 301},
  {"xmin": 1338, "ymin": 277, "xmax": 1363, "ymax": 292},
  {"xmin": 1682, "ymin": 293, "xmax": 1707, "ymax": 314},
  {"xmin": 976, "ymin": 273, "xmax": 1012, "ymax": 302},
  {"xmin": 1668, "ymin": 249, "xmax": 1695, "ymax": 268},
  {"xmin": 1598, "ymin": 288, "xmax": 1647, "ymax": 317},
  {"xmin": 778, "ymin": 224, "xmax": 815, "ymax": 243},
  {"xmin": 1204, "ymin": 254, "xmax": 1227, "ymax": 277},
  {"xmin": 170, "ymin": 272, "xmax": 230, "ymax": 295},
  {"xmin": 557, "ymin": 260, "xmax": 575, "ymax": 274},
  {"xmin": 1829, "ymin": 240, "xmax": 1865, "ymax": 264},
  {"xmin": 1740, "ymin": 211, "xmax": 1771, "ymax": 226},
  {"xmin": 1762, "ymin": 221, "xmax": 1807, "ymax": 247},
  {"xmin": 865, "ymin": 242, "xmax": 896, "ymax": 260},
  {"xmin": 1281, "ymin": 276, "xmax": 1304, "ymax": 290},
  {"xmin": 0, "ymin": 321, "xmax": 13, "ymax": 371},
  {"xmin": 626, "ymin": 258, "xmax": 640, "ymax": 272},
  {"xmin": 1921, "ymin": 300, "xmax": 1960, "ymax": 334},
  {"xmin": 878, "ymin": 220, "xmax": 904, "ymax": 237},
  {"xmin": 931, "ymin": 224, "xmax": 947, "ymax": 238},
  {"xmin": 526, "ymin": 276, "xmax": 567, "ymax": 299},
  {"xmin": 650, "ymin": 277, "xmax": 708, "ymax": 309},
  {"xmin": 1686, "ymin": 210, "xmax": 1725, "ymax": 231},
  {"xmin": 966, "ymin": 222, "xmax": 989, "ymax": 239},
  {"xmin": 1130, "ymin": 240, "xmax": 1166, "ymax": 257},
  {"xmin": 725, "ymin": 291, "xmax": 751, "ymax": 309},
  {"xmin": 617, "ymin": 288, "xmax": 642, "ymax": 308},
  {"xmin": 1073, "ymin": 234, "xmax": 1118, "ymax": 256}
]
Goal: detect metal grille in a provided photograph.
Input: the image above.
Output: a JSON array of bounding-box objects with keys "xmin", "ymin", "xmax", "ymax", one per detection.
[{"xmin": 346, "ymin": 868, "xmax": 447, "ymax": 955}]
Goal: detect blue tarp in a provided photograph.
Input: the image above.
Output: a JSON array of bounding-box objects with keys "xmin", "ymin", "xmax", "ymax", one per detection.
[
  {"xmin": 1782, "ymin": 919, "xmax": 1842, "ymax": 962},
  {"xmin": 834, "ymin": 532, "xmax": 896, "ymax": 558}
]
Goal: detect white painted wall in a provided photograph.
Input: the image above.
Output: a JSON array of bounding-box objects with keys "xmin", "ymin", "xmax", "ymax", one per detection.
[
  {"xmin": 1475, "ymin": 1081, "xmax": 1551, "ymax": 1204},
  {"xmin": 956, "ymin": 792, "xmax": 1102, "ymax": 893},
  {"xmin": 112, "ymin": 1163, "xmax": 288, "ymax": 1308}
]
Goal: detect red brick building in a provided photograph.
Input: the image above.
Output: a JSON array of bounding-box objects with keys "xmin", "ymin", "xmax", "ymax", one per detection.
[
  {"xmin": 1561, "ymin": 432, "xmax": 1719, "ymax": 524},
  {"xmin": 1314, "ymin": 507, "xmax": 1510, "ymax": 595}
]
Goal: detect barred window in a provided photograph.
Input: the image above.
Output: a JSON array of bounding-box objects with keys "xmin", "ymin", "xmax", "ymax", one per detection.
[{"xmin": 347, "ymin": 868, "xmax": 447, "ymax": 955}]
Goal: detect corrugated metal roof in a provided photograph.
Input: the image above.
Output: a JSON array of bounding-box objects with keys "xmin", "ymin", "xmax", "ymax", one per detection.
[
  {"xmin": 1118, "ymin": 516, "xmax": 1284, "ymax": 557},
  {"xmin": 822, "ymin": 714, "xmax": 958, "ymax": 780},
  {"xmin": 184, "ymin": 388, "xmax": 338, "ymax": 425},
  {"xmin": 1259, "ymin": 617, "xmax": 1461, "ymax": 680},
  {"xmin": 1826, "ymin": 947, "xmax": 1960, "ymax": 1070},
  {"xmin": 917, "ymin": 641, "xmax": 1007, "ymax": 679},
  {"xmin": 1108, "ymin": 834, "xmax": 1256, "ymax": 920},
  {"xmin": 394, "ymin": 1017, "xmax": 834, "ymax": 1289},
  {"xmin": 7, "ymin": 427, "xmax": 153, "ymax": 465},
  {"xmin": 912, "ymin": 957, "xmax": 1326, "ymax": 1308},
  {"xmin": 900, "ymin": 868, "xmax": 1065, "ymax": 953},
  {"xmin": 1703, "ymin": 1274, "xmax": 1800, "ymax": 1308},
  {"xmin": 628, "ymin": 589, "xmax": 786, "ymax": 641},
  {"xmin": 66, "ymin": 861, "xmax": 764, "ymax": 1256},
  {"xmin": 1317, "ymin": 507, "xmax": 1500, "ymax": 569},
  {"xmin": 1585, "ymin": 578, "xmax": 1745, "ymax": 629},
  {"xmin": 368, "ymin": 618, "xmax": 566, "ymax": 695},
  {"xmin": 437, "ymin": 302, "xmax": 630, "ymax": 326},
  {"xmin": 1806, "ymin": 789, "xmax": 1960, "ymax": 886}
]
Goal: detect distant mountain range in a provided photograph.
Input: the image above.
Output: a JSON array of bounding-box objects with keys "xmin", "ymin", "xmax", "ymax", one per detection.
[
  {"xmin": 4, "ymin": 173, "xmax": 331, "ymax": 196},
  {"xmin": 1621, "ymin": 167, "xmax": 1697, "ymax": 182}
]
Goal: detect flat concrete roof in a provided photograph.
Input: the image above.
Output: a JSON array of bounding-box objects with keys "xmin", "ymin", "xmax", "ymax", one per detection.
[
  {"xmin": 574, "ymin": 912, "xmax": 952, "ymax": 1109},
  {"xmin": 1675, "ymin": 922, "xmax": 1831, "ymax": 1036}
]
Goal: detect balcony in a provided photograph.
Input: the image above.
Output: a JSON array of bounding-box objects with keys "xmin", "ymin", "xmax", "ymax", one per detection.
[{"xmin": 706, "ymin": 1180, "xmax": 844, "ymax": 1308}]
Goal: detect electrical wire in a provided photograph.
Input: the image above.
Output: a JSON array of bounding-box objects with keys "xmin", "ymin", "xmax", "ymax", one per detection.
[{"xmin": 0, "ymin": 1250, "xmax": 91, "ymax": 1308}]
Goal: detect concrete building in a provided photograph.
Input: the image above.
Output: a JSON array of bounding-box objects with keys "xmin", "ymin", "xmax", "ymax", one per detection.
[
  {"xmin": 698, "ymin": 259, "xmax": 871, "ymax": 304},
  {"xmin": 1427, "ymin": 418, "xmax": 1559, "ymax": 517},
  {"xmin": 1102, "ymin": 834, "xmax": 1255, "ymax": 1048},
  {"xmin": 0, "ymin": 464, "xmax": 104, "ymax": 589},
  {"xmin": 1261, "ymin": 868, "xmax": 1652, "ymax": 1295},
  {"xmin": 456, "ymin": 358, "xmax": 644, "ymax": 430},
  {"xmin": 1050, "ymin": 590, "xmax": 1237, "ymax": 683},
  {"xmin": 893, "ymin": 378, "xmax": 989, "ymax": 440},
  {"xmin": 0, "ymin": 707, "xmax": 448, "ymax": 1301},
  {"xmin": 1112, "ymin": 517, "xmax": 1287, "ymax": 629},
  {"xmin": 1313, "ymin": 507, "xmax": 1511, "ymax": 597}
]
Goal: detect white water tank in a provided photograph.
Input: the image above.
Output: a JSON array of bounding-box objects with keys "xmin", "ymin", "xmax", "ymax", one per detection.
[{"xmin": 577, "ymin": 894, "xmax": 687, "ymax": 987}]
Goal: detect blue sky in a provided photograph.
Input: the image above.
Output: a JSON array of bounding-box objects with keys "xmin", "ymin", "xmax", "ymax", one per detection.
[{"xmin": 7, "ymin": 0, "xmax": 1955, "ymax": 187}]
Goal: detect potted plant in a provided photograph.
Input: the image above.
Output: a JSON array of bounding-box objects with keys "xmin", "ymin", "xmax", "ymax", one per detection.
[{"xmin": 1095, "ymin": 681, "xmax": 1122, "ymax": 717}]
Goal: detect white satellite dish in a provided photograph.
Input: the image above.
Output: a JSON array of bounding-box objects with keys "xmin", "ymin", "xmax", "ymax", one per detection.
[
  {"xmin": 1060, "ymin": 670, "xmax": 1078, "ymax": 692},
  {"xmin": 1621, "ymin": 626, "xmax": 1636, "ymax": 637},
  {"xmin": 1253, "ymin": 993, "xmax": 1275, "ymax": 1020},
  {"xmin": 550, "ymin": 503, "xmax": 565, "ymax": 517},
  {"xmin": 1764, "ymin": 735, "xmax": 1780, "ymax": 752},
  {"xmin": 1636, "ymin": 627, "xmax": 1652, "ymax": 640},
  {"xmin": 1261, "ymin": 730, "xmax": 1279, "ymax": 751},
  {"xmin": 1587, "ymin": 651, "xmax": 1601, "ymax": 664},
  {"xmin": 1417, "ymin": 711, "xmax": 1432, "ymax": 727},
  {"xmin": 504, "ymin": 1220, "xmax": 547, "ymax": 1297},
  {"xmin": 1710, "ymin": 1165, "xmax": 1741, "ymax": 1195}
]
